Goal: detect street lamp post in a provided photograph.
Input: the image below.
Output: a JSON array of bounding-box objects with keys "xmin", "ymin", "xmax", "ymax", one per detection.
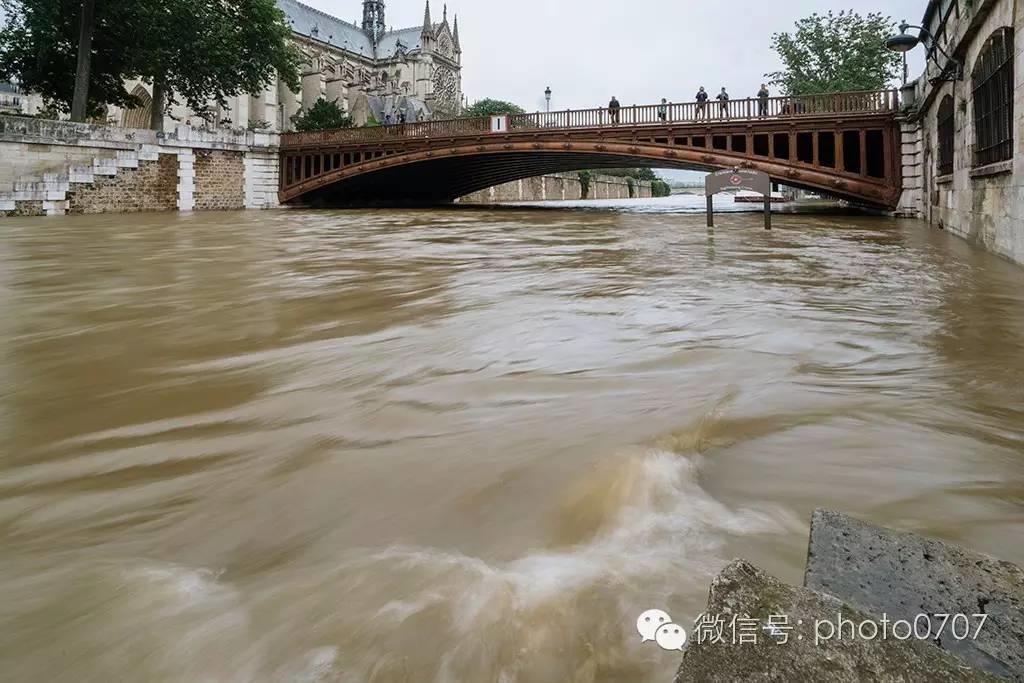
[
  {"xmin": 545, "ymin": 86, "xmax": 552, "ymax": 113},
  {"xmin": 885, "ymin": 21, "xmax": 963, "ymax": 84}
]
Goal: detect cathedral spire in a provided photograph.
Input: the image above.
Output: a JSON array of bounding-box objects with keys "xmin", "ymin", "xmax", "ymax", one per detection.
[
  {"xmin": 453, "ymin": 15, "xmax": 461, "ymax": 52},
  {"xmin": 421, "ymin": 0, "xmax": 434, "ymax": 36},
  {"xmin": 443, "ymin": 4, "xmax": 447, "ymax": 23},
  {"xmin": 362, "ymin": 0, "xmax": 386, "ymax": 45}
]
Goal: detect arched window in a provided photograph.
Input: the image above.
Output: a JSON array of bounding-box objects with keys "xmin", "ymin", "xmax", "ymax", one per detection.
[
  {"xmin": 937, "ymin": 95, "xmax": 955, "ymax": 176},
  {"xmin": 121, "ymin": 85, "xmax": 152, "ymax": 130},
  {"xmin": 971, "ymin": 27, "xmax": 1014, "ymax": 167}
]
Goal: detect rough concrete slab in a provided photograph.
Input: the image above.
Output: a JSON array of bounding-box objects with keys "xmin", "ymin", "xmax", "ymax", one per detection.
[
  {"xmin": 675, "ymin": 560, "xmax": 999, "ymax": 682},
  {"xmin": 805, "ymin": 509, "xmax": 1024, "ymax": 681}
]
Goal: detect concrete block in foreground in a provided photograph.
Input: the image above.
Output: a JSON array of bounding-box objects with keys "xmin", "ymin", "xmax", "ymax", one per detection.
[
  {"xmin": 675, "ymin": 560, "xmax": 999, "ymax": 682},
  {"xmin": 806, "ymin": 509, "xmax": 1024, "ymax": 681}
]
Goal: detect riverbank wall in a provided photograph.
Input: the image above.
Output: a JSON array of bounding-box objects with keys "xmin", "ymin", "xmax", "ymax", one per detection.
[
  {"xmin": 676, "ymin": 509, "xmax": 1023, "ymax": 681},
  {"xmin": 0, "ymin": 115, "xmax": 279, "ymax": 216},
  {"xmin": 0, "ymin": 116, "xmax": 652, "ymax": 216},
  {"xmin": 458, "ymin": 173, "xmax": 653, "ymax": 204},
  {"xmin": 895, "ymin": 0, "xmax": 1023, "ymax": 267}
]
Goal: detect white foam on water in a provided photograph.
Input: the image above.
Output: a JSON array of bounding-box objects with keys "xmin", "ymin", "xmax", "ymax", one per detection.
[
  {"xmin": 3, "ymin": 403, "xmax": 800, "ymax": 682},
  {"xmin": 249, "ymin": 428, "xmax": 799, "ymax": 682}
]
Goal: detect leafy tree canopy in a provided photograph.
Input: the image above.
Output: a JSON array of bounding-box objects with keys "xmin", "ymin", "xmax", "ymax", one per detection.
[
  {"xmin": 462, "ymin": 98, "xmax": 525, "ymax": 118},
  {"xmin": 599, "ymin": 168, "xmax": 659, "ymax": 181},
  {"xmin": 291, "ymin": 97, "xmax": 353, "ymax": 132},
  {"xmin": 766, "ymin": 11, "xmax": 902, "ymax": 95},
  {"xmin": 651, "ymin": 179, "xmax": 671, "ymax": 198},
  {"xmin": 0, "ymin": 0, "xmax": 135, "ymax": 116},
  {"xmin": 0, "ymin": 0, "xmax": 301, "ymax": 120}
]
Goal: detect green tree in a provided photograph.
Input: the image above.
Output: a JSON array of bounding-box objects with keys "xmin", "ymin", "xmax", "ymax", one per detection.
[
  {"xmin": 135, "ymin": 0, "xmax": 302, "ymax": 130},
  {"xmin": 766, "ymin": 11, "xmax": 902, "ymax": 95},
  {"xmin": 599, "ymin": 168, "xmax": 659, "ymax": 181},
  {"xmin": 291, "ymin": 98, "xmax": 353, "ymax": 132},
  {"xmin": 462, "ymin": 98, "xmax": 526, "ymax": 118},
  {"xmin": 577, "ymin": 170, "xmax": 592, "ymax": 199},
  {"xmin": 651, "ymin": 179, "xmax": 671, "ymax": 198},
  {"xmin": 70, "ymin": 0, "xmax": 95, "ymax": 121},
  {"xmin": 0, "ymin": 0, "xmax": 138, "ymax": 117},
  {"xmin": 0, "ymin": 0, "xmax": 301, "ymax": 129}
]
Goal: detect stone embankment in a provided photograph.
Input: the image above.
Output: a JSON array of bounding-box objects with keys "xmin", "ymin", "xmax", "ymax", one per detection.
[
  {"xmin": 0, "ymin": 116, "xmax": 279, "ymax": 216},
  {"xmin": 0, "ymin": 116, "xmax": 651, "ymax": 216},
  {"xmin": 458, "ymin": 172, "xmax": 652, "ymax": 203},
  {"xmin": 676, "ymin": 509, "xmax": 1023, "ymax": 681}
]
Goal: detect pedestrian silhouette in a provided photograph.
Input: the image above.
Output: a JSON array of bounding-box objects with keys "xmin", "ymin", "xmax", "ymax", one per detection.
[
  {"xmin": 658, "ymin": 98, "xmax": 668, "ymax": 122},
  {"xmin": 695, "ymin": 87, "xmax": 708, "ymax": 120},
  {"xmin": 716, "ymin": 88, "xmax": 730, "ymax": 118},
  {"xmin": 757, "ymin": 84, "xmax": 770, "ymax": 117},
  {"xmin": 608, "ymin": 96, "xmax": 621, "ymax": 124}
]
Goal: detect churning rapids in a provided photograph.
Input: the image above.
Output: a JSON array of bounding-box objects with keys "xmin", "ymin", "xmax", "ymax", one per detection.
[{"xmin": 1, "ymin": 195, "xmax": 1023, "ymax": 682}]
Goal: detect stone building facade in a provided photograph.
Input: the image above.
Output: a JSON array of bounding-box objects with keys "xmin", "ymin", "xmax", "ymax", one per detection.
[
  {"xmin": 899, "ymin": 0, "xmax": 1023, "ymax": 265},
  {"xmin": 108, "ymin": 0, "xmax": 464, "ymax": 133}
]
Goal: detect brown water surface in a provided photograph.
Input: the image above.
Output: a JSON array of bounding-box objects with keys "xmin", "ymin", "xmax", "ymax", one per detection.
[{"xmin": 1, "ymin": 201, "xmax": 1023, "ymax": 682}]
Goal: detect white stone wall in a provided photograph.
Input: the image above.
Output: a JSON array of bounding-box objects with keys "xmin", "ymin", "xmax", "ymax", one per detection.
[
  {"xmin": 0, "ymin": 142, "xmax": 117, "ymax": 189},
  {"xmin": 244, "ymin": 151, "xmax": 281, "ymax": 209},
  {"xmin": 176, "ymin": 149, "xmax": 195, "ymax": 212},
  {"xmin": 896, "ymin": 120, "xmax": 924, "ymax": 218},
  {"xmin": 1, "ymin": 117, "xmax": 281, "ymax": 215},
  {"xmin": 912, "ymin": 0, "xmax": 1023, "ymax": 264}
]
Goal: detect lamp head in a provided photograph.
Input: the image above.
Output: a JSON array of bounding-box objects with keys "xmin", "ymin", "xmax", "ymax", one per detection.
[{"xmin": 885, "ymin": 22, "xmax": 920, "ymax": 53}]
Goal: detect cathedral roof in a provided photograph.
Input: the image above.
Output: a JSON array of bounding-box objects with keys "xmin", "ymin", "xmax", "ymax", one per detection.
[
  {"xmin": 276, "ymin": 0, "xmax": 453, "ymax": 61},
  {"xmin": 376, "ymin": 27, "xmax": 424, "ymax": 59},
  {"xmin": 277, "ymin": 0, "xmax": 375, "ymax": 56}
]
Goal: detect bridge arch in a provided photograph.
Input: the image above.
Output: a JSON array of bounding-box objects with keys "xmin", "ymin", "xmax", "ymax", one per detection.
[
  {"xmin": 287, "ymin": 140, "xmax": 897, "ymax": 208},
  {"xmin": 279, "ymin": 90, "xmax": 903, "ymax": 209}
]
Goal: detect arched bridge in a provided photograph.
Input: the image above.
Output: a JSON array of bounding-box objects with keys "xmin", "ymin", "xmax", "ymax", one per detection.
[{"xmin": 279, "ymin": 90, "xmax": 903, "ymax": 209}]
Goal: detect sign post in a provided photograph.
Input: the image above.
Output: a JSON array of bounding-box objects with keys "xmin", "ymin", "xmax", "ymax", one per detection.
[
  {"xmin": 489, "ymin": 115, "xmax": 508, "ymax": 133},
  {"xmin": 704, "ymin": 168, "xmax": 773, "ymax": 230}
]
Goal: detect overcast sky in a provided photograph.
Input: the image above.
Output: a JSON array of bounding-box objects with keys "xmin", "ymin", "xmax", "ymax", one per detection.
[{"xmin": 304, "ymin": 0, "xmax": 928, "ymax": 111}]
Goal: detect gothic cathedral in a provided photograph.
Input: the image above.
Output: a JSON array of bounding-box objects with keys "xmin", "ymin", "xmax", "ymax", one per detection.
[
  {"xmin": 110, "ymin": 0, "xmax": 464, "ymax": 131},
  {"xmin": 277, "ymin": 0, "xmax": 465, "ymax": 127}
]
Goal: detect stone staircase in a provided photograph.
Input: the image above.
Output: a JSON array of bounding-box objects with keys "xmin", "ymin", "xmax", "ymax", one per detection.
[{"xmin": 0, "ymin": 144, "xmax": 163, "ymax": 216}]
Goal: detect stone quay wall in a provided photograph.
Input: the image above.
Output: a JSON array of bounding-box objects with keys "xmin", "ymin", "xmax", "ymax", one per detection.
[
  {"xmin": 66, "ymin": 153, "xmax": 179, "ymax": 214},
  {"xmin": 676, "ymin": 509, "xmax": 1023, "ymax": 681},
  {"xmin": 898, "ymin": 0, "xmax": 1024, "ymax": 266},
  {"xmin": 0, "ymin": 116, "xmax": 279, "ymax": 216},
  {"xmin": 459, "ymin": 172, "xmax": 653, "ymax": 204},
  {"xmin": 194, "ymin": 150, "xmax": 246, "ymax": 211}
]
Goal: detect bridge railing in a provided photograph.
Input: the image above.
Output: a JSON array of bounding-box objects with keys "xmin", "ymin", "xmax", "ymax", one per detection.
[
  {"xmin": 507, "ymin": 89, "xmax": 900, "ymax": 130},
  {"xmin": 280, "ymin": 115, "xmax": 492, "ymax": 146},
  {"xmin": 280, "ymin": 89, "xmax": 899, "ymax": 147}
]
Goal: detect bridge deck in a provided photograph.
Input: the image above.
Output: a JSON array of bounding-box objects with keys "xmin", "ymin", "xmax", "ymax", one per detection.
[{"xmin": 279, "ymin": 89, "xmax": 904, "ymax": 209}]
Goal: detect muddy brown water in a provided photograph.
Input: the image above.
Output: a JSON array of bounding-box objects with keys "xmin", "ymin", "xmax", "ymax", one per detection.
[{"xmin": 1, "ymin": 198, "xmax": 1023, "ymax": 682}]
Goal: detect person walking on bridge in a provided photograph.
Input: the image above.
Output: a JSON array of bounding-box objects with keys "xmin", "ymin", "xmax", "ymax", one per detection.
[
  {"xmin": 658, "ymin": 98, "xmax": 669, "ymax": 122},
  {"xmin": 716, "ymin": 87, "xmax": 730, "ymax": 118},
  {"xmin": 608, "ymin": 96, "xmax": 621, "ymax": 124},
  {"xmin": 757, "ymin": 84, "xmax": 770, "ymax": 117},
  {"xmin": 695, "ymin": 87, "xmax": 708, "ymax": 120}
]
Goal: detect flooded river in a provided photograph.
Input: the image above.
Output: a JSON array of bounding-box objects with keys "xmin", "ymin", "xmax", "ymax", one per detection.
[{"xmin": 1, "ymin": 197, "xmax": 1023, "ymax": 682}]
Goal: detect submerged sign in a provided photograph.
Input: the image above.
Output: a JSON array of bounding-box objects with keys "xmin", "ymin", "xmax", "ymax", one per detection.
[
  {"xmin": 704, "ymin": 168, "xmax": 773, "ymax": 230},
  {"xmin": 705, "ymin": 168, "xmax": 771, "ymax": 197}
]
